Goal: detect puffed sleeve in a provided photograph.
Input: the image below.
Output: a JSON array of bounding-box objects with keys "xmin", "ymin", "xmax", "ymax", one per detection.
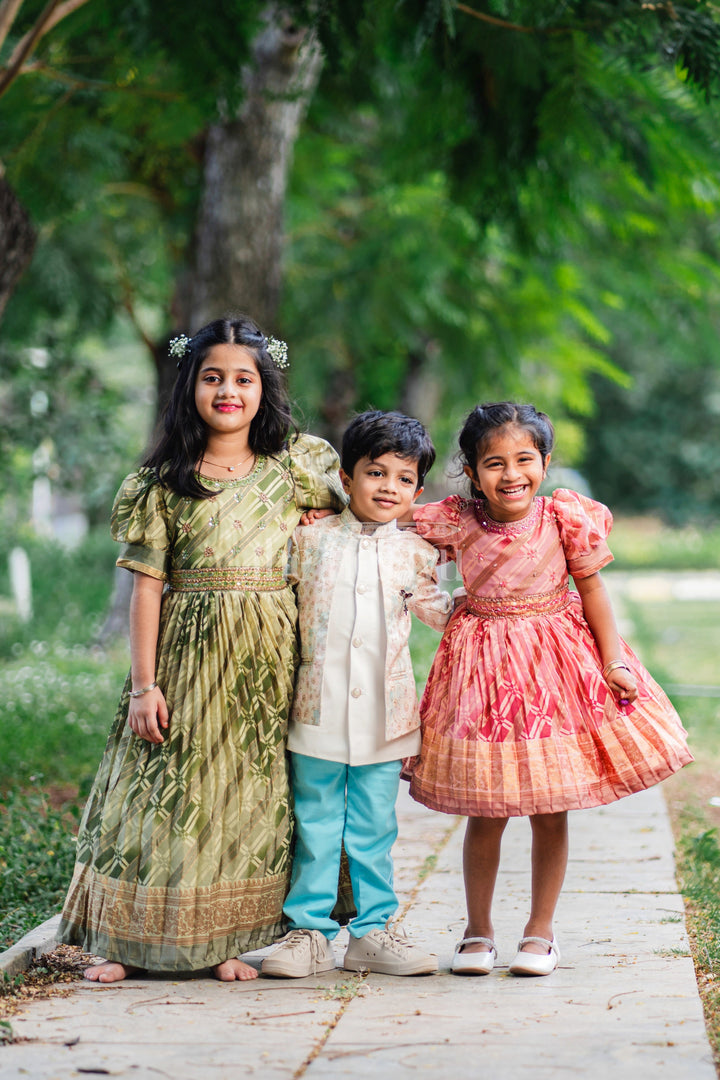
[
  {"xmin": 413, "ymin": 495, "xmax": 467, "ymax": 564},
  {"xmin": 552, "ymin": 488, "xmax": 614, "ymax": 579},
  {"xmin": 110, "ymin": 469, "xmax": 171, "ymax": 580},
  {"xmin": 287, "ymin": 433, "xmax": 347, "ymax": 511}
]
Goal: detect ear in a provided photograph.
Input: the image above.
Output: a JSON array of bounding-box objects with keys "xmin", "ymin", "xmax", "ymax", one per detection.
[
  {"xmin": 339, "ymin": 468, "xmax": 352, "ymax": 495},
  {"xmin": 411, "ymin": 485, "xmax": 423, "ymax": 504},
  {"xmin": 463, "ymin": 464, "xmax": 477, "ymax": 482},
  {"xmin": 542, "ymin": 452, "xmax": 552, "ymax": 478}
]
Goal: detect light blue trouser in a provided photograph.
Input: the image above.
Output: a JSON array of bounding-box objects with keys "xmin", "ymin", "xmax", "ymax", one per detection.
[{"xmin": 284, "ymin": 753, "xmax": 402, "ymax": 939}]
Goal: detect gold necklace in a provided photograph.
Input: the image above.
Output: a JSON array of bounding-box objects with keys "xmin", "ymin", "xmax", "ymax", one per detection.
[{"xmin": 201, "ymin": 452, "xmax": 255, "ymax": 473}]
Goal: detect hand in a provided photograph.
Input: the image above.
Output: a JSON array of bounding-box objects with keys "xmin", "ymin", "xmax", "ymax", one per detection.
[
  {"xmin": 127, "ymin": 687, "xmax": 169, "ymax": 743},
  {"xmin": 606, "ymin": 666, "xmax": 638, "ymax": 705},
  {"xmin": 299, "ymin": 507, "xmax": 338, "ymax": 526},
  {"xmin": 452, "ymin": 587, "xmax": 467, "ymax": 611}
]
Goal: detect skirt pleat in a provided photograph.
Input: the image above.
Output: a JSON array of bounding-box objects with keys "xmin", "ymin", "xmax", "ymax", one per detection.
[
  {"xmin": 410, "ymin": 598, "xmax": 692, "ymax": 818},
  {"xmin": 59, "ymin": 587, "xmax": 298, "ymax": 970}
]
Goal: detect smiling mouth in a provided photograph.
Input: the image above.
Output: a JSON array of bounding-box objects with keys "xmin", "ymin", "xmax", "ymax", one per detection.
[
  {"xmin": 500, "ymin": 485, "xmax": 528, "ymax": 497},
  {"xmin": 215, "ymin": 403, "xmax": 241, "ymax": 411}
]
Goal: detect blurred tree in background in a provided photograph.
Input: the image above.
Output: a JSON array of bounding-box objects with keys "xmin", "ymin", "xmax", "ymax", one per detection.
[{"xmin": 1, "ymin": 1, "xmax": 720, "ymax": 525}]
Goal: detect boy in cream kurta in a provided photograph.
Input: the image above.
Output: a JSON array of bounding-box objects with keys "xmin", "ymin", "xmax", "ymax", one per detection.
[{"xmin": 262, "ymin": 412, "xmax": 452, "ymax": 979}]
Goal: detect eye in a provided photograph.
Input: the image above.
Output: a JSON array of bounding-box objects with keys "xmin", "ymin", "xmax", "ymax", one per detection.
[{"xmin": 400, "ymin": 476, "xmax": 415, "ymax": 485}]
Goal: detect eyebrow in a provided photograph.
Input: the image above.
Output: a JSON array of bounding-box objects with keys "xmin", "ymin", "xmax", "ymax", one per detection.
[
  {"xmin": 199, "ymin": 365, "xmax": 258, "ymax": 375},
  {"xmin": 366, "ymin": 462, "xmax": 418, "ymax": 475},
  {"xmin": 481, "ymin": 450, "xmax": 537, "ymax": 465}
]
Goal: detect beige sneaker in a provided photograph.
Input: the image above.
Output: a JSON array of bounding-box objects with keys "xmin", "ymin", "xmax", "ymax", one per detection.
[
  {"xmin": 343, "ymin": 927, "xmax": 438, "ymax": 976},
  {"xmin": 261, "ymin": 929, "xmax": 336, "ymax": 978}
]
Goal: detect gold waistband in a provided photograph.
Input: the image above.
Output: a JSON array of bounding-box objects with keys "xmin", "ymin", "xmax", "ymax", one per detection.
[
  {"xmin": 466, "ymin": 585, "xmax": 571, "ymax": 620},
  {"xmin": 169, "ymin": 567, "xmax": 285, "ymax": 592}
]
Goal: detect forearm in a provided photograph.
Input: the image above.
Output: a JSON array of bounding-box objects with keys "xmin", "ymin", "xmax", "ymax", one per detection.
[
  {"xmin": 573, "ymin": 572, "xmax": 621, "ymax": 666},
  {"xmin": 129, "ymin": 572, "xmax": 164, "ymax": 688}
]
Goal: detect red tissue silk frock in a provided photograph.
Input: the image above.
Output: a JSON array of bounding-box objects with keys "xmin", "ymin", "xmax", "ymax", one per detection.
[{"xmin": 409, "ymin": 489, "xmax": 692, "ymax": 818}]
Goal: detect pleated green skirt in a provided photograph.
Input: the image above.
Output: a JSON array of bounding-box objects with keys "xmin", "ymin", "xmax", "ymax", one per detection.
[{"xmin": 59, "ymin": 586, "xmax": 298, "ymax": 971}]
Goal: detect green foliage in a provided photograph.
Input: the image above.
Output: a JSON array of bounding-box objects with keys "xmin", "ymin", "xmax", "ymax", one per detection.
[
  {"xmin": 609, "ymin": 519, "xmax": 720, "ymax": 571},
  {"xmin": 0, "ymin": 647, "xmax": 123, "ymax": 792},
  {"xmin": 0, "ymin": 790, "xmax": 81, "ymax": 949},
  {"xmin": 0, "ymin": 528, "xmax": 120, "ymax": 654},
  {"xmin": 0, "ymin": 325, "xmax": 152, "ymax": 519},
  {"xmin": 0, "ymin": 525, "xmax": 127, "ymax": 948},
  {"xmin": 3, "ymin": 0, "xmax": 720, "ymax": 520},
  {"xmin": 0, "ymin": 527, "xmax": 127, "ymax": 791}
]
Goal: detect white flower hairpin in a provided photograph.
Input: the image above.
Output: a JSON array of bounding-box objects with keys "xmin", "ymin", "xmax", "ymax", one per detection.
[
  {"xmin": 169, "ymin": 334, "xmax": 191, "ymax": 364},
  {"xmin": 266, "ymin": 336, "xmax": 289, "ymax": 369}
]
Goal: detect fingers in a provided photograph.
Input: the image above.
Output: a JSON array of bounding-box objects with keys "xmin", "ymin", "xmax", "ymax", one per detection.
[
  {"xmin": 127, "ymin": 689, "xmax": 168, "ymax": 743},
  {"xmin": 607, "ymin": 672, "xmax": 638, "ymax": 705}
]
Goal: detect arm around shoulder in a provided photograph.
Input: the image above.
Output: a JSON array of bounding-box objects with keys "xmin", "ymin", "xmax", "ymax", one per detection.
[{"xmin": 407, "ymin": 546, "xmax": 453, "ymax": 632}]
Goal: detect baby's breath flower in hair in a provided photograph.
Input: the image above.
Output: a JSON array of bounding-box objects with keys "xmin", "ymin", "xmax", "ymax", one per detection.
[
  {"xmin": 169, "ymin": 334, "xmax": 191, "ymax": 365},
  {"xmin": 266, "ymin": 336, "xmax": 289, "ymax": 369}
]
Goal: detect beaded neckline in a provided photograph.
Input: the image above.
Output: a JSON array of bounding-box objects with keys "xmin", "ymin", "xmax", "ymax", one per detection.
[
  {"xmin": 196, "ymin": 455, "xmax": 265, "ymax": 487},
  {"xmin": 474, "ymin": 497, "xmax": 542, "ymax": 535}
]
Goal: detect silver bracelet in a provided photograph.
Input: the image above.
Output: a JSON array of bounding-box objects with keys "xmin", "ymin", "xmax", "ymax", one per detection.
[{"xmin": 129, "ymin": 681, "xmax": 158, "ymax": 698}]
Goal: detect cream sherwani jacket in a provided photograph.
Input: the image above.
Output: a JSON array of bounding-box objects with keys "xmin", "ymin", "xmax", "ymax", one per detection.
[{"xmin": 287, "ymin": 508, "xmax": 452, "ymax": 754}]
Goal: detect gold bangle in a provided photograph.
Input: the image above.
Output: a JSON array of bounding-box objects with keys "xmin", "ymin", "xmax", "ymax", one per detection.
[
  {"xmin": 602, "ymin": 661, "xmax": 628, "ymax": 680},
  {"xmin": 129, "ymin": 681, "xmax": 158, "ymax": 698}
]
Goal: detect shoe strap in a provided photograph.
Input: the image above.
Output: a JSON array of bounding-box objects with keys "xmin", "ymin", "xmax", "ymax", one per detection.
[
  {"xmin": 456, "ymin": 937, "xmax": 496, "ymax": 956},
  {"xmin": 516, "ymin": 936, "xmax": 557, "ymax": 955}
]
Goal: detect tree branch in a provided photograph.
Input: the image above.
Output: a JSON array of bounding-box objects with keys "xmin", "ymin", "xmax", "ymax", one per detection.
[
  {"xmin": 0, "ymin": 0, "xmax": 92, "ymax": 99},
  {"xmin": 454, "ymin": 2, "xmax": 538, "ymax": 33},
  {"xmin": 0, "ymin": 0, "xmax": 25, "ymax": 54}
]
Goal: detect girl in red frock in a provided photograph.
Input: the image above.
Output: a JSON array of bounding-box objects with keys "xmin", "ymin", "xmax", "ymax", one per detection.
[{"xmin": 410, "ymin": 403, "xmax": 692, "ymax": 977}]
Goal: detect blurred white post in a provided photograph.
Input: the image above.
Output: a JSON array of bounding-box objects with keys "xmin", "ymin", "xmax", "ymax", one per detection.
[
  {"xmin": 9, "ymin": 547, "xmax": 32, "ymax": 622},
  {"xmin": 31, "ymin": 475, "xmax": 54, "ymax": 538}
]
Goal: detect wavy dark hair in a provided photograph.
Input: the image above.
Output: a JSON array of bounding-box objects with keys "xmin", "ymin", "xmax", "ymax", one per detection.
[
  {"xmin": 458, "ymin": 402, "xmax": 555, "ymax": 498},
  {"xmin": 144, "ymin": 315, "xmax": 295, "ymax": 498}
]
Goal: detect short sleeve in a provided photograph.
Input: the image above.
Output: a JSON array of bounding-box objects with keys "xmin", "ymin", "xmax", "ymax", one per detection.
[
  {"xmin": 552, "ymin": 488, "xmax": 614, "ymax": 579},
  {"xmin": 110, "ymin": 469, "xmax": 171, "ymax": 580},
  {"xmin": 287, "ymin": 433, "xmax": 347, "ymax": 511},
  {"xmin": 413, "ymin": 496, "xmax": 467, "ymax": 563}
]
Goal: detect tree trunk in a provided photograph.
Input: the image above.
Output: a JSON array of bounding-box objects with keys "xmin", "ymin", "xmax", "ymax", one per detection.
[
  {"xmin": 0, "ymin": 172, "xmax": 36, "ymax": 322},
  {"xmin": 104, "ymin": 6, "xmax": 323, "ymax": 643},
  {"xmin": 174, "ymin": 5, "xmax": 323, "ymax": 336}
]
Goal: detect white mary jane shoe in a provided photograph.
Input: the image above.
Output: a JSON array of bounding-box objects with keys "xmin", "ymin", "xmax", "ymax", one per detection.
[
  {"xmin": 451, "ymin": 936, "xmax": 497, "ymax": 976},
  {"xmin": 508, "ymin": 936, "xmax": 560, "ymax": 976}
]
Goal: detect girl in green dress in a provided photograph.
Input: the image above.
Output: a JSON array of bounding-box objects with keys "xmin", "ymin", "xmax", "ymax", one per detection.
[{"xmin": 58, "ymin": 316, "xmax": 345, "ymax": 982}]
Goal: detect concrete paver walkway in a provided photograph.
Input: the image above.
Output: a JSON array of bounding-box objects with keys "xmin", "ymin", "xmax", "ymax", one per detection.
[{"xmin": 0, "ymin": 784, "xmax": 714, "ymax": 1080}]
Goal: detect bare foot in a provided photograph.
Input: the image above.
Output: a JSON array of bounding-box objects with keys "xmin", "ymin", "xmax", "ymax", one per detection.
[
  {"xmin": 84, "ymin": 961, "xmax": 140, "ymax": 983},
  {"xmin": 213, "ymin": 958, "xmax": 258, "ymax": 981}
]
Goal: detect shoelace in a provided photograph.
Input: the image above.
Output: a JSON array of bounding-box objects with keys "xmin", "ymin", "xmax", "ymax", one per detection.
[
  {"xmin": 373, "ymin": 924, "xmax": 416, "ymax": 956},
  {"xmin": 281, "ymin": 929, "xmax": 327, "ymax": 972}
]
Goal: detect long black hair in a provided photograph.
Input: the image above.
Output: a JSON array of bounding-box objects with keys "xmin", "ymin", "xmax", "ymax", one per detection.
[
  {"xmin": 145, "ymin": 315, "xmax": 295, "ymax": 498},
  {"xmin": 458, "ymin": 402, "xmax": 554, "ymax": 498}
]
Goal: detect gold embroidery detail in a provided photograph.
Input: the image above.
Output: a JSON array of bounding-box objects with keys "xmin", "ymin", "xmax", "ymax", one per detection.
[
  {"xmin": 170, "ymin": 567, "xmax": 285, "ymax": 592},
  {"xmin": 466, "ymin": 585, "xmax": 570, "ymax": 620}
]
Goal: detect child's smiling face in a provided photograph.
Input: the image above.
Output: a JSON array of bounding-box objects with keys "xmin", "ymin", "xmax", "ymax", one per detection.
[
  {"xmin": 340, "ymin": 453, "xmax": 422, "ymax": 524},
  {"xmin": 194, "ymin": 344, "xmax": 263, "ymax": 437},
  {"xmin": 466, "ymin": 424, "xmax": 550, "ymax": 522}
]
